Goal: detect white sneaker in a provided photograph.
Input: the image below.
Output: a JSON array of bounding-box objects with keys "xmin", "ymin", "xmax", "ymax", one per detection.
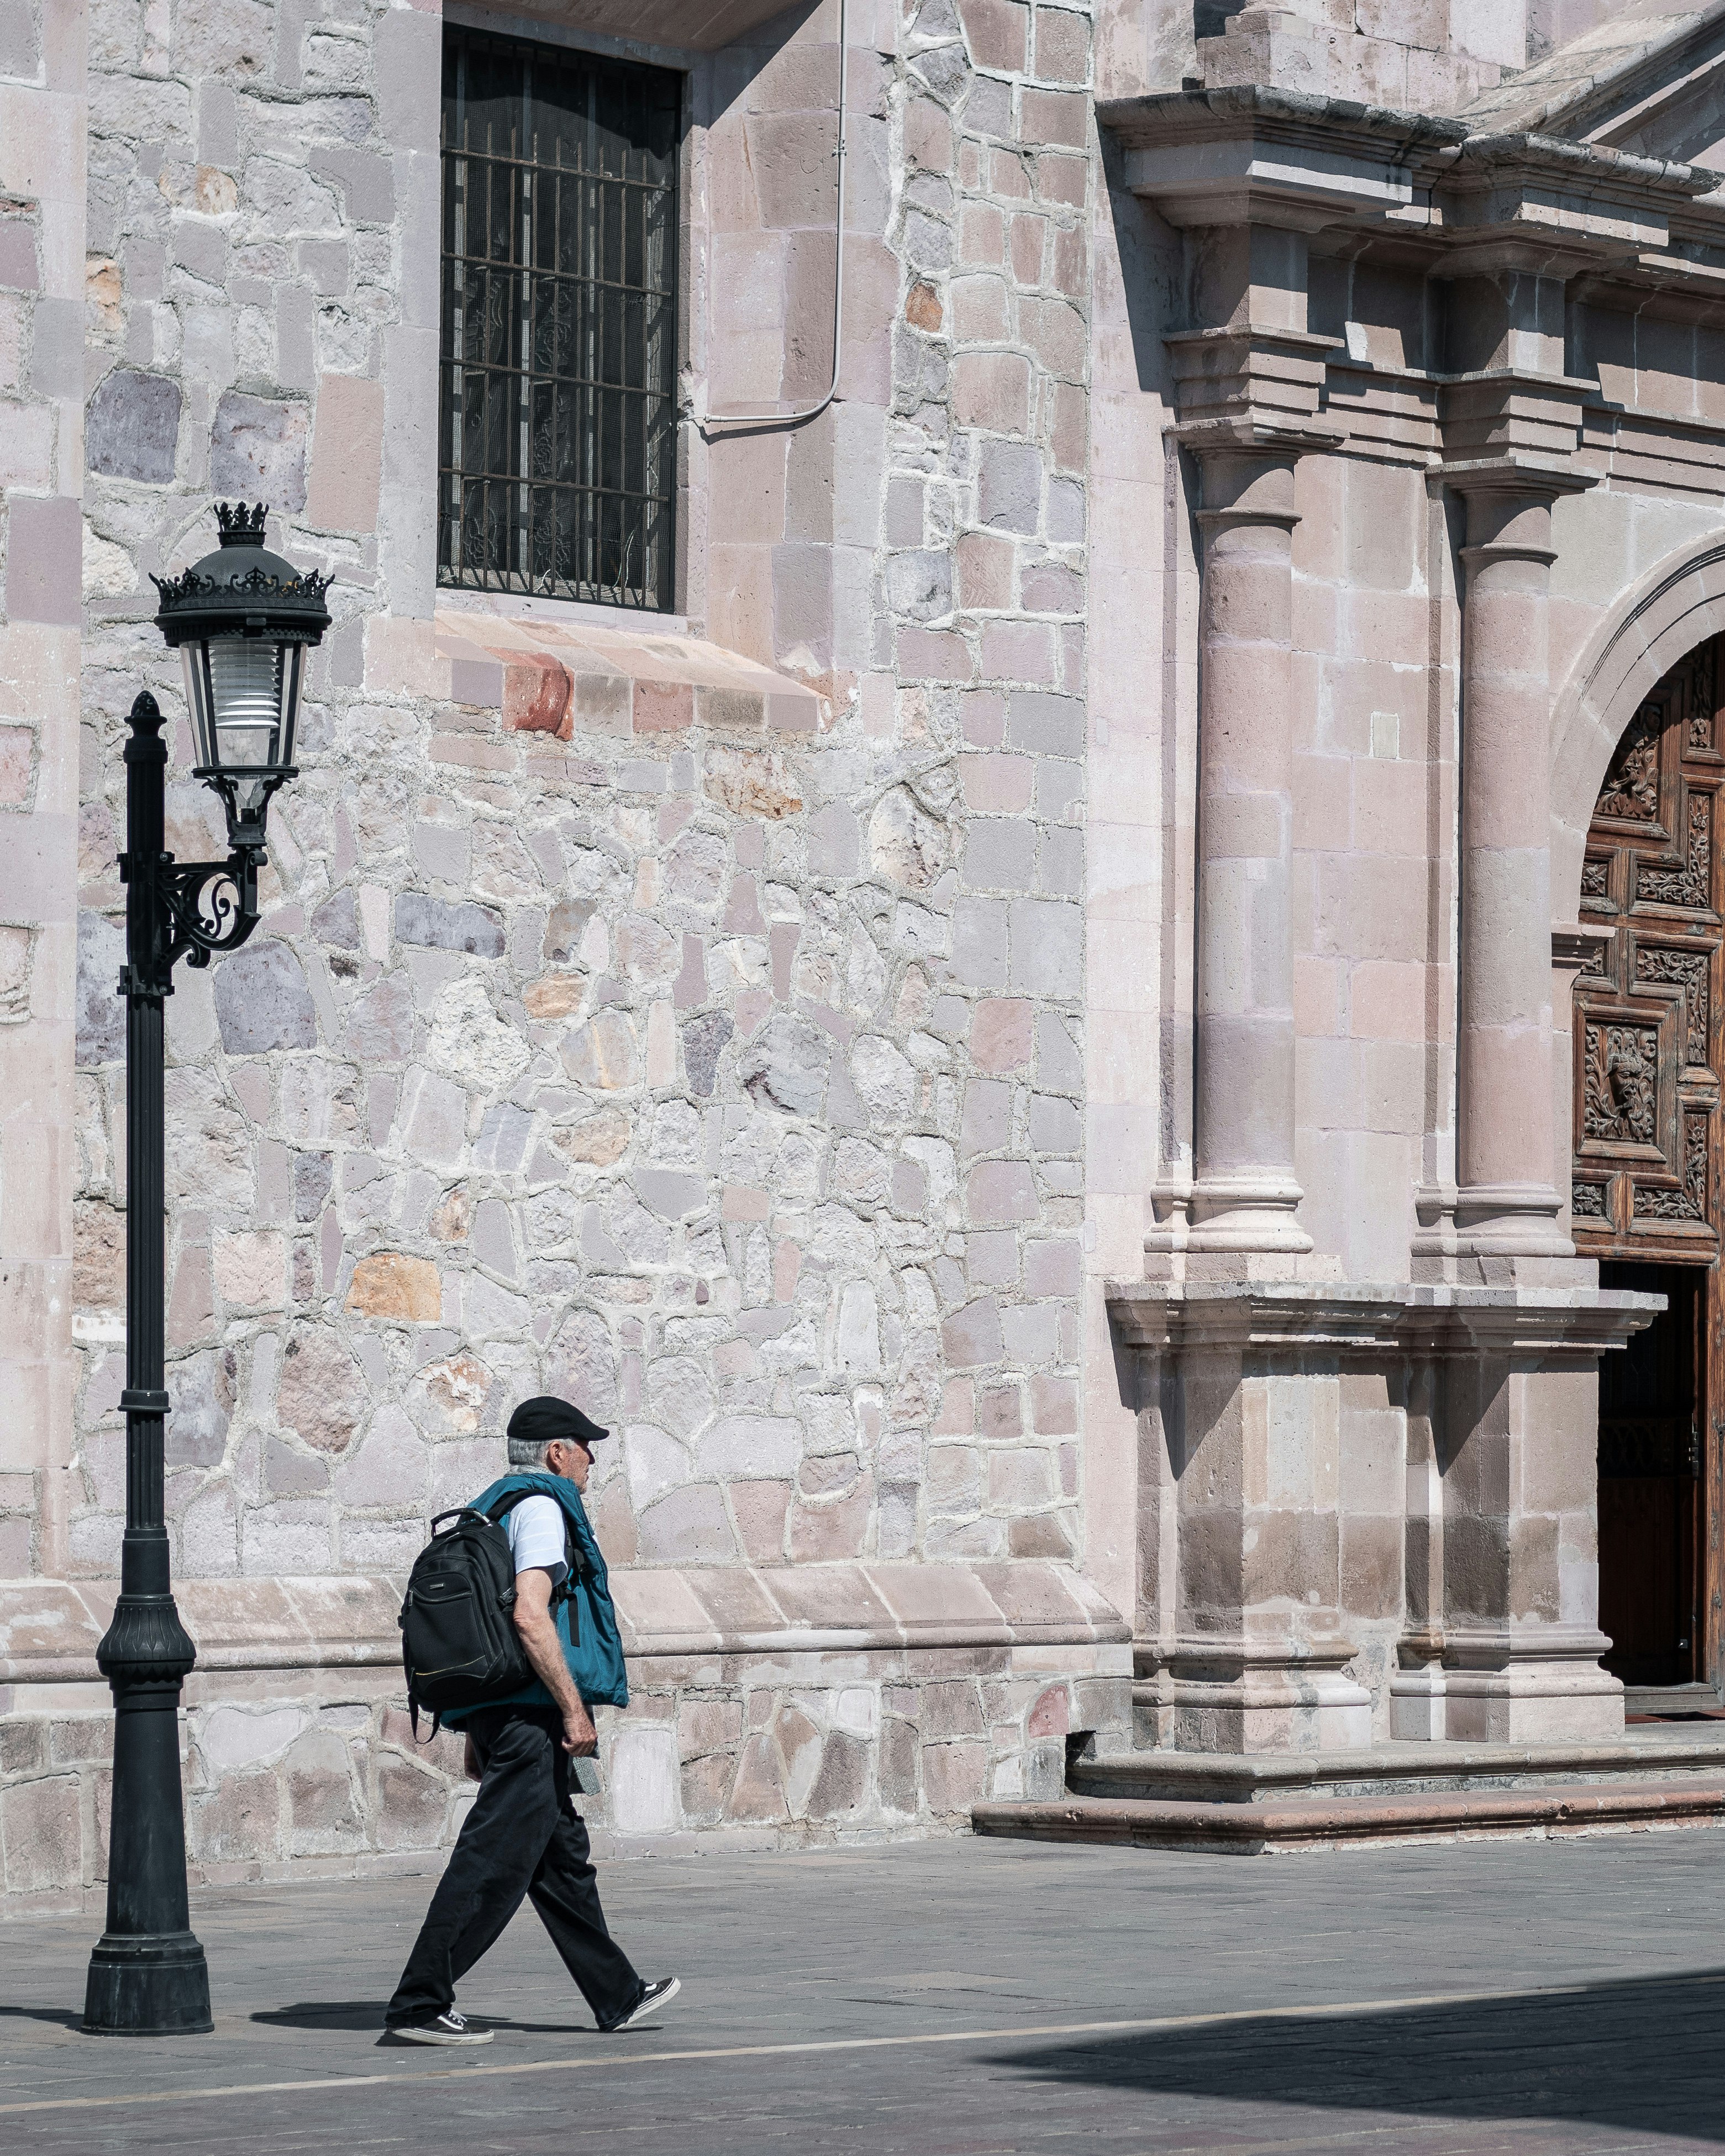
[
  {"xmin": 601, "ymin": 1976, "xmax": 680, "ymax": 2031},
  {"xmin": 390, "ymin": 2008, "xmax": 493, "ymax": 2046}
]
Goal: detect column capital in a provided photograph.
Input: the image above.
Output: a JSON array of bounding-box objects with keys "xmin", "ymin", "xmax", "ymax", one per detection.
[
  {"xmin": 1172, "ymin": 414, "xmax": 1344, "ymax": 462},
  {"xmin": 1435, "ymin": 453, "xmax": 1595, "ymax": 503}
]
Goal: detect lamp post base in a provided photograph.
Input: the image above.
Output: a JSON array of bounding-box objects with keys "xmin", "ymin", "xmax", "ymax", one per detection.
[{"xmin": 83, "ymin": 1932, "xmax": 212, "ymax": 2036}]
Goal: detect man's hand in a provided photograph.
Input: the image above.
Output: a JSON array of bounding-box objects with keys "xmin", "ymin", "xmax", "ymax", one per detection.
[{"xmin": 562, "ymin": 1705, "xmax": 598, "ymax": 1757}]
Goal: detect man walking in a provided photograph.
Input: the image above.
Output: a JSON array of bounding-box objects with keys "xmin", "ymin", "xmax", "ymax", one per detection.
[{"xmin": 384, "ymin": 1397, "xmax": 679, "ymax": 2045}]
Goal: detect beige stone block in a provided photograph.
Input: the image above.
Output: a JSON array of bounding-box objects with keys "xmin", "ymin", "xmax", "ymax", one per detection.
[
  {"xmin": 1347, "ymin": 959, "xmax": 1424, "ymax": 1042},
  {"xmin": 214, "ymin": 1231, "xmax": 286, "ymax": 1312},
  {"xmin": 1293, "ymin": 954, "xmax": 1342, "ymax": 1038},
  {"xmin": 345, "ymin": 1252, "xmax": 441, "ymax": 1324},
  {"xmin": 0, "ymin": 1772, "xmax": 81, "ymax": 1892},
  {"xmin": 72, "ymin": 1201, "xmax": 123, "ymax": 1311},
  {"xmin": 552, "ymin": 1107, "xmax": 631, "ymax": 1169},
  {"xmin": 523, "ymin": 973, "xmax": 585, "ymax": 1021},
  {"xmin": 365, "ymin": 617, "xmax": 447, "ymax": 697},
  {"xmin": 1340, "ymin": 1515, "xmax": 1403, "ymax": 1621},
  {"xmin": 304, "ymin": 373, "xmax": 385, "ymax": 535}
]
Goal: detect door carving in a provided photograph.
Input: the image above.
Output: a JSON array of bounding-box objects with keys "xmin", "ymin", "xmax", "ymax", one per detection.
[{"xmin": 1574, "ymin": 634, "xmax": 1723, "ymax": 1687}]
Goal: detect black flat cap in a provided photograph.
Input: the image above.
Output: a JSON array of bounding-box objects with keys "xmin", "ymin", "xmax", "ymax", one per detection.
[{"xmin": 507, "ymin": 1396, "xmax": 612, "ymax": 1453}]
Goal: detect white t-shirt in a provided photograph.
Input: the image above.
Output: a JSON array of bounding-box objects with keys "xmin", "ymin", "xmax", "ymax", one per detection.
[{"xmin": 506, "ymin": 1494, "xmax": 569, "ymax": 1586}]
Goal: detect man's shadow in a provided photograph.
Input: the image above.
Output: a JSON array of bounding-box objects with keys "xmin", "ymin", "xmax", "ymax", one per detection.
[
  {"xmin": 252, "ymin": 2002, "xmax": 589, "ymax": 2040},
  {"xmin": 993, "ymin": 1968, "xmax": 1725, "ymax": 2144}
]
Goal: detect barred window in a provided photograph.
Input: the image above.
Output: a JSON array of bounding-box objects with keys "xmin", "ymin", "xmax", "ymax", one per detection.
[{"xmin": 439, "ymin": 29, "xmax": 680, "ymax": 612}]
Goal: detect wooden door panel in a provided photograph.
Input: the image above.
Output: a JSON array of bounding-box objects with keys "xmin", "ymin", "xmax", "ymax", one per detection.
[{"xmin": 1578, "ymin": 637, "xmax": 1722, "ymax": 1689}]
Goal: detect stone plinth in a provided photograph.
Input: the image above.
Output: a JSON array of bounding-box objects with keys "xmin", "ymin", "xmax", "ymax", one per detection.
[
  {"xmin": 1110, "ymin": 1280, "xmax": 1661, "ymax": 1753},
  {"xmin": 0, "ymin": 1561, "xmax": 1130, "ymax": 1902}
]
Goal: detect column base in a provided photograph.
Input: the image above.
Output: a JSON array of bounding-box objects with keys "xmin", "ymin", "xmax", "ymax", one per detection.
[
  {"xmin": 1390, "ymin": 1627, "xmax": 1624, "ymax": 1746},
  {"xmin": 84, "ymin": 1930, "xmax": 213, "ymax": 2037},
  {"xmin": 1137, "ymin": 1635, "xmax": 1373, "ymax": 1754},
  {"xmin": 1185, "ymin": 1171, "xmax": 1312, "ymax": 1256},
  {"xmin": 1413, "ymin": 1182, "xmax": 1574, "ymax": 1277}
]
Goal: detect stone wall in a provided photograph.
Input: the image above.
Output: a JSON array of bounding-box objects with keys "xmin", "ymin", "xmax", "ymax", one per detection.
[
  {"xmin": 68, "ymin": 0, "xmax": 1098, "ymax": 1598},
  {"xmin": 0, "ymin": 0, "xmax": 81, "ymax": 1587},
  {"xmin": 0, "ymin": 0, "xmax": 1137, "ymax": 1890}
]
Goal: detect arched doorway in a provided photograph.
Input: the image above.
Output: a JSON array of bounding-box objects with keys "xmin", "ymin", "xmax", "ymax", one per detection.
[{"xmin": 1574, "ymin": 634, "xmax": 1723, "ymax": 1699}]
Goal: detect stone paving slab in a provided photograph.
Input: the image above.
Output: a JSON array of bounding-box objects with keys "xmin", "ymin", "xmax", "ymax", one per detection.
[{"xmin": 4, "ymin": 1836, "xmax": 1725, "ymax": 2152}]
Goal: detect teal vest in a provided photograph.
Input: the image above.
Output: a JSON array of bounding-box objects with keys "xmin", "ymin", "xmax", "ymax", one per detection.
[{"xmin": 441, "ymin": 1472, "xmax": 630, "ymax": 1724}]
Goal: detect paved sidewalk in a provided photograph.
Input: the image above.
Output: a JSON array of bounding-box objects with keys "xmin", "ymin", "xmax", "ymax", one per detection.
[{"xmin": 4, "ymin": 1831, "xmax": 1725, "ymax": 2152}]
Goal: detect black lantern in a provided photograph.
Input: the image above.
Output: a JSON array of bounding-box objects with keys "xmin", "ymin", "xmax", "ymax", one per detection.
[
  {"xmin": 83, "ymin": 504, "xmax": 330, "ymax": 2039},
  {"xmin": 151, "ymin": 501, "xmax": 330, "ymax": 848}
]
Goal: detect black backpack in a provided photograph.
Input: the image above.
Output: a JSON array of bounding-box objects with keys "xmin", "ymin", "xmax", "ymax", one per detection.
[{"xmin": 399, "ymin": 1493, "xmax": 580, "ymax": 1738}]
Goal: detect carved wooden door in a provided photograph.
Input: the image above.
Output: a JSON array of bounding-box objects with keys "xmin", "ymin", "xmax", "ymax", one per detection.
[{"xmin": 1574, "ymin": 635, "xmax": 1723, "ymax": 1689}]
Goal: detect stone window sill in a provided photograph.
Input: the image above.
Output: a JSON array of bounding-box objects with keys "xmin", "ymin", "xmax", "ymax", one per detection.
[{"xmin": 429, "ymin": 606, "xmax": 822, "ymax": 742}]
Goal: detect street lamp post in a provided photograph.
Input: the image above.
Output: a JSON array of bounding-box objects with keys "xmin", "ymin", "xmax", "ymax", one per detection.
[{"xmin": 83, "ymin": 503, "xmax": 329, "ymax": 2038}]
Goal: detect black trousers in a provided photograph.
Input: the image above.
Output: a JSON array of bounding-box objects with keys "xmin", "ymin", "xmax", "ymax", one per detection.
[{"xmin": 386, "ymin": 1705, "xmax": 643, "ymax": 2029}]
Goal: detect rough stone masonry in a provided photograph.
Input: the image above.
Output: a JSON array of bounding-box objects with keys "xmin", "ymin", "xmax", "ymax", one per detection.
[{"xmin": 0, "ymin": 0, "xmax": 1132, "ymax": 1899}]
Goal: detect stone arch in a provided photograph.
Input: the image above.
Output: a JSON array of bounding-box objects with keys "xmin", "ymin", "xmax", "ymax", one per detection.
[{"xmin": 1550, "ymin": 534, "xmax": 1725, "ymax": 926}]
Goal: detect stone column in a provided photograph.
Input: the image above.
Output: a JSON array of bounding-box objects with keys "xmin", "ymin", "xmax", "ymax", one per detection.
[
  {"xmin": 1178, "ymin": 428, "xmax": 1325, "ymax": 1263},
  {"xmin": 1447, "ymin": 465, "xmax": 1589, "ymax": 1264}
]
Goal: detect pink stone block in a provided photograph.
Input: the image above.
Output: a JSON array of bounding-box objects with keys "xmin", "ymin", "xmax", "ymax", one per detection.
[
  {"xmin": 1009, "ymin": 214, "xmax": 1046, "ymax": 286},
  {"xmin": 955, "ymin": 351, "xmax": 1031, "ymax": 435},
  {"xmin": 952, "ymin": 275, "xmax": 1009, "ymax": 341},
  {"xmin": 965, "ymin": 1160, "xmax": 1037, "ymax": 1224},
  {"xmin": 1030, "ymin": 1371, "xmax": 1077, "ymax": 1434},
  {"xmin": 971, "ymin": 996, "xmax": 1033, "ymax": 1071},
  {"xmin": 961, "ymin": 690, "xmax": 1006, "ymax": 746},
  {"xmin": 634, "ymin": 680, "xmax": 695, "ymax": 733},
  {"xmin": 981, "ymin": 621, "xmax": 1055, "ymax": 684},
  {"xmin": 933, "ymin": 1377, "xmax": 974, "ymax": 1435},
  {"xmin": 958, "ymin": 533, "xmax": 1014, "ymax": 612},
  {"xmin": 958, "ymin": 202, "xmax": 1005, "ymax": 267},
  {"xmin": 958, "ymin": 0, "xmax": 1028, "ymax": 71},
  {"xmin": 896, "ymin": 629, "xmax": 974, "ymax": 683},
  {"xmin": 1033, "ymin": 152, "xmax": 1086, "ymax": 207},
  {"xmin": 1020, "ymin": 295, "xmax": 1084, "ymax": 377},
  {"xmin": 959, "ymin": 754, "xmax": 1033, "ymax": 812}
]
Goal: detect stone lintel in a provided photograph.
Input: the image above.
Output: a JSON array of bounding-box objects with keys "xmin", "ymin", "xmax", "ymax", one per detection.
[{"xmin": 1105, "ymin": 1278, "xmax": 1664, "ymax": 1360}]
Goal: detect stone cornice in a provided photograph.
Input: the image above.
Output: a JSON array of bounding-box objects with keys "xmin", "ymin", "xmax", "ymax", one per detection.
[
  {"xmin": 1105, "ymin": 1279, "xmax": 1664, "ymax": 1361},
  {"xmin": 1100, "ymin": 87, "xmax": 1722, "ymax": 287},
  {"xmin": 0, "ymin": 1560, "xmax": 1131, "ymax": 1690}
]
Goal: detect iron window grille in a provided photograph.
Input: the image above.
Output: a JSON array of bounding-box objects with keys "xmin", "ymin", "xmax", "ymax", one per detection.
[{"xmin": 439, "ymin": 29, "xmax": 680, "ymax": 613}]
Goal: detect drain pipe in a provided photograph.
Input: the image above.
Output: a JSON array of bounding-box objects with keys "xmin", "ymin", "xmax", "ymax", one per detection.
[{"xmin": 697, "ymin": 0, "xmax": 849, "ymax": 433}]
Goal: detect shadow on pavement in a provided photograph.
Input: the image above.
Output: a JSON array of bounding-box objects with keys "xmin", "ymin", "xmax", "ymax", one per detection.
[
  {"xmin": 0, "ymin": 2005, "xmax": 83, "ymax": 2029},
  {"xmin": 251, "ymin": 2001, "xmax": 390, "ymax": 2032},
  {"xmin": 253, "ymin": 2002, "xmax": 591, "ymax": 2040},
  {"xmin": 995, "ymin": 1969, "xmax": 1725, "ymax": 2144}
]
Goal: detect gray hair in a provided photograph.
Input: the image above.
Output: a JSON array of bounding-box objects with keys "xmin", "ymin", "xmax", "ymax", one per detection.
[{"xmin": 507, "ymin": 1434, "xmax": 555, "ymax": 1468}]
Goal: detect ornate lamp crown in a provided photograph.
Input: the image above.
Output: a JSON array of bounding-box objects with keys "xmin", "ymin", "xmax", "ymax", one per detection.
[
  {"xmin": 214, "ymin": 500, "xmax": 269, "ymax": 546},
  {"xmin": 151, "ymin": 503, "xmax": 333, "ymax": 635}
]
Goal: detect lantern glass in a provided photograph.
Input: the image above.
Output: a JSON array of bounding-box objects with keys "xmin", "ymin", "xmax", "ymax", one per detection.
[{"xmin": 180, "ymin": 636, "xmax": 304, "ymax": 827}]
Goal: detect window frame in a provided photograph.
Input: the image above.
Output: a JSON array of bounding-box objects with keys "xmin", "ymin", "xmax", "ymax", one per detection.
[{"xmin": 437, "ymin": 24, "xmax": 683, "ymax": 616}]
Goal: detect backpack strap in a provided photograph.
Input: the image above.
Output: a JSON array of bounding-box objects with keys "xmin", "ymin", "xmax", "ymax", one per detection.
[{"xmin": 486, "ymin": 1489, "xmax": 577, "ymax": 1613}]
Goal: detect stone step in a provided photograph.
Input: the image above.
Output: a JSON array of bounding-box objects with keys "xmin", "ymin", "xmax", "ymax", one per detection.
[
  {"xmin": 972, "ymin": 1779, "xmax": 1725, "ymax": 1854},
  {"xmin": 1068, "ymin": 1727, "xmax": 1725, "ymax": 1805}
]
